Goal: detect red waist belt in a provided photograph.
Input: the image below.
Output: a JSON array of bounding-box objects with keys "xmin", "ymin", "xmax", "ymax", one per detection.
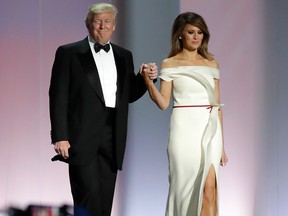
[{"xmin": 173, "ymin": 105, "xmax": 213, "ymax": 113}]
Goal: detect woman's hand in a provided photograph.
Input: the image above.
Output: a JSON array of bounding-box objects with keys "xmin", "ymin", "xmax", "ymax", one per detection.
[
  {"xmin": 220, "ymin": 149, "xmax": 228, "ymax": 166},
  {"xmin": 140, "ymin": 63, "xmax": 158, "ymax": 82}
]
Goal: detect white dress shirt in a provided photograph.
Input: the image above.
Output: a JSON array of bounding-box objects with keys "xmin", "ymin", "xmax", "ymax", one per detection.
[{"xmin": 88, "ymin": 36, "xmax": 117, "ymax": 108}]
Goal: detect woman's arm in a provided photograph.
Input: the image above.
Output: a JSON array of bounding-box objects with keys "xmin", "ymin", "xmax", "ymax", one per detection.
[
  {"xmin": 214, "ymin": 78, "xmax": 228, "ymax": 166},
  {"xmin": 142, "ymin": 62, "xmax": 172, "ymax": 110},
  {"xmin": 146, "ymin": 79, "xmax": 172, "ymax": 110}
]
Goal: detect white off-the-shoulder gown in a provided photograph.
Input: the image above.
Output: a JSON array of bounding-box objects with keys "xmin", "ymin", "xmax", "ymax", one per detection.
[{"xmin": 160, "ymin": 66, "xmax": 223, "ymax": 216}]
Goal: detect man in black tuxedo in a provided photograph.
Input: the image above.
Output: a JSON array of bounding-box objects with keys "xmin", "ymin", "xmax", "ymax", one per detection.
[{"xmin": 49, "ymin": 3, "xmax": 157, "ymax": 216}]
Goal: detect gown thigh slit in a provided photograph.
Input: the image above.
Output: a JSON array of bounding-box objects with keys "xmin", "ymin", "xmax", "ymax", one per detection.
[{"xmin": 200, "ymin": 165, "xmax": 218, "ymax": 216}]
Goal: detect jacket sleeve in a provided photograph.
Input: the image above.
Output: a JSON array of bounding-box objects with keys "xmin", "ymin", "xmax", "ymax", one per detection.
[
  {"xmin": 127, "ymin": 52, "xmax": 147, "ymax": 103},
  {"xmin": 49, "ymin": 46, "xmax": 70, "ymax": 143}
]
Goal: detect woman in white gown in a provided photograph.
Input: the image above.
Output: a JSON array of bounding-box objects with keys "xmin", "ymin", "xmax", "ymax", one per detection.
[{"xmin": 142, "ymin": 12, "xmax": 228, "ymax": 216}]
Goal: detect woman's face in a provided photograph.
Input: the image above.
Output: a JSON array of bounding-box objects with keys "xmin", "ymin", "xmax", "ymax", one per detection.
[{"xmin": 181, "ymin": 24, "xmax": 204, "ymax": 51}]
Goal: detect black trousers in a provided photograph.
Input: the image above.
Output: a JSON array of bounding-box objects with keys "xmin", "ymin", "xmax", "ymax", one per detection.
[{"xmin": 69, "ymin": 115, "xmax": 117, "ymax": 216}]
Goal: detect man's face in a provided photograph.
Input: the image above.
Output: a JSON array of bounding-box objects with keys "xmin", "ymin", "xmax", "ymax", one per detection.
[{"xmin": 88, "ymin": 12, "xmax": 116, "ymax": 45}]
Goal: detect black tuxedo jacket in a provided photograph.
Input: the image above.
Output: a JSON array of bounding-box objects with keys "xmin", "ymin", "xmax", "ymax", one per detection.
[{"xmin": 49, "ymin": 37, "xmax": 147, "ymax": 170}]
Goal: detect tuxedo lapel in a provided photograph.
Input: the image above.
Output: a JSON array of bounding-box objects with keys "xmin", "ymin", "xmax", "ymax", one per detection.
[
  {"xmin": 112, "ymin": 44, "xmax": 126, "ymax": 105},
  {"xmin": 77, "ymin": 41, "xmax": 127, "ymax": 107},
  {"xmin": 77, "ymin": 39, "xmax": 105, "ymax": 104}
]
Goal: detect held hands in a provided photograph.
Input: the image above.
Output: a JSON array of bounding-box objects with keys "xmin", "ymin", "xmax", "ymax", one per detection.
[
  {"xmin": 140, "ymin": 63, "xmax": 158, "ymax": 82},
  {"xmin": 54, "ymin": 140, "xmax": 70, "ymax": 159}
]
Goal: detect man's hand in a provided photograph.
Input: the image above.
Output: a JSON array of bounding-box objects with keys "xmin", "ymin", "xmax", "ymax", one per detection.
[
  {"xmin": 54, "ymin": 140, "xmax": 70, "ymax": 159},
  {"xmin": 140, "ymin": 63, "xmax": 158, "ymax": 80}
]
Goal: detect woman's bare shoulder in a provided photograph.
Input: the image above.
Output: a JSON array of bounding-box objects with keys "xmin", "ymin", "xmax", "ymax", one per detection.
[
  {"xmin": 161, "ymin": 57, "xmax": 179, "ymax": 69},
  {"xmin": 204, "ymin": 58, "xmax": 219, "ymax": 69}
]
